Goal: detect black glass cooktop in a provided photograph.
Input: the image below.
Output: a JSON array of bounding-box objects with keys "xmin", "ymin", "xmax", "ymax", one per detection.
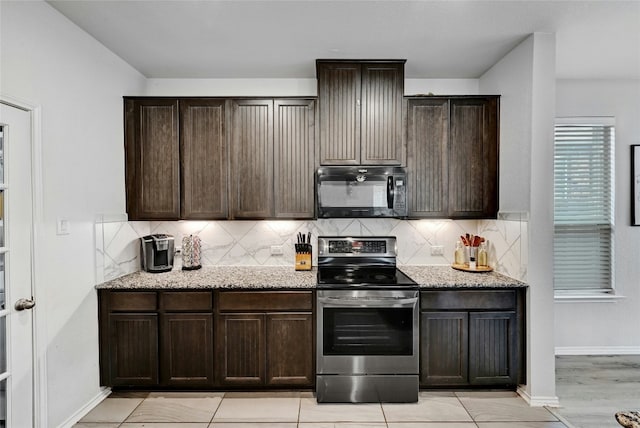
[{"xmin": 317, "ymin": 266, "xmax": 418, "ymax": 289}]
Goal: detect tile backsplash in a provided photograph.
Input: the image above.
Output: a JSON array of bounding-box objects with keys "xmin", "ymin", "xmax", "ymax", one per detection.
[{"xmin": 95, "ymin": 215, "xmax": 529, "ymax": 284}]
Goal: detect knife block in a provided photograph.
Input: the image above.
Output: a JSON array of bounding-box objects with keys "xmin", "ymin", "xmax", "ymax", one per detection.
[{"xmin": 295, "ymin": 245, "xmax": 312, "ymax": 271}]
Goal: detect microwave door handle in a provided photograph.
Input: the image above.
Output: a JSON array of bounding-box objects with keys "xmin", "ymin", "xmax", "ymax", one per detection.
[{"xmin": 387, "ymin": 176, "xmax": 394, "ymax": 209}]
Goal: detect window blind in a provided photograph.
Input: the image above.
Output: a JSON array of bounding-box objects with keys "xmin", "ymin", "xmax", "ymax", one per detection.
[{"xmin": 553, "ymin": 120, "xmax": 614, "ymax": 292}]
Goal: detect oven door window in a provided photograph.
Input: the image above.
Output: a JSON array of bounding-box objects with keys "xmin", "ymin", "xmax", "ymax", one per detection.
[{"xmin": 323, "ymin": 308, "xmax": 413, "ymax": 356}]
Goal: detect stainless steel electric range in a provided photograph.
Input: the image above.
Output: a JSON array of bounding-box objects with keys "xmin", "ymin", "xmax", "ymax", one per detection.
[{"xmin": 315, "ymin": 236, "xmax": 419, "ymax": 403}]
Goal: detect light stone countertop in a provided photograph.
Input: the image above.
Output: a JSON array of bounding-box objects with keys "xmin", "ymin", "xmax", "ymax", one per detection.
[
  {"xmin": 96, "ymin": 266, "xmax": 317, "ymax": 290},
  {"xmin": 400, "ymin": 265, "xmax": 527, "ymax": 288},
  {"xmin": 96, "ymin": 265, "xmax": 526, "ymax": 290}
]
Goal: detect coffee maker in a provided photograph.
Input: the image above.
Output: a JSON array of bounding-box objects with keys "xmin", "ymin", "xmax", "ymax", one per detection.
[{"xmin": 140, "ymin": 234, "xmax": 175, "ymax": 273}]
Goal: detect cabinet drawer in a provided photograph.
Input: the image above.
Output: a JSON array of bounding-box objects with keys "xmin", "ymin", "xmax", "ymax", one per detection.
[
  {"xmin": 109, "ymin": 291, "xmax": 158, "ymax": 311},
  {"xmin": 421, "ymin": 290, "xmax": 516, "ymax": 310},
  {"xmin": 160, "ymin": 291, "xmax": 213, "ymax": 311},
  {"xmin": 218, "ymin": 291, "xmax": 313, "ymax": 312}
]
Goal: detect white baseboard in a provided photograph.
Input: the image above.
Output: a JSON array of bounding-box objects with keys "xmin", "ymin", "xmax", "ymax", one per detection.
[
  {"xmin": 56, "ymin": 387, "xmax": 111, "ymax": 428},
  {"xmin": 555, "ymin": 346, "xmax": 640, "ymax": 355},
  {"xmin": 517, "ymin": 385, "xmax": 560, "ymax": 407}
]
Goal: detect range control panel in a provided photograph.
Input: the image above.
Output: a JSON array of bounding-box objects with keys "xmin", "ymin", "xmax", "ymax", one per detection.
[{"xmin": 318, "ymin": 237, "xmax": 397, "ymax": 257}]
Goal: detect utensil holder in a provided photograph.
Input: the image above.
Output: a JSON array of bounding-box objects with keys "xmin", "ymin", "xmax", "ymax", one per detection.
[
  {"xmin": 182, "ymin": 234, "xmax": 202, "ymax": 270},
  {"xmin": 295, "ymin": 244, "xmax": 312, "ymax": 271}
]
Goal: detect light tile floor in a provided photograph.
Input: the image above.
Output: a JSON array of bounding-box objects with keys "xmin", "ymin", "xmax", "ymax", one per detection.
[{"xmin": 74, "ymin": 390, "xmax": 568, "ymax": 428}]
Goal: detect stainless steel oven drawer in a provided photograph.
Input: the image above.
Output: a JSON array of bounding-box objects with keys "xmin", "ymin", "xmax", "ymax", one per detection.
[{"xmin": 316, "ymin": 375, "xmax": 419, "ymax": 403}]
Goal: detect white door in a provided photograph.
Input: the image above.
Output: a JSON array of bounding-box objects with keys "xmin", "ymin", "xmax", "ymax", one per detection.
[{"xmin": 0, "ymin": 102, "xmax": 35, "ymax": 428}]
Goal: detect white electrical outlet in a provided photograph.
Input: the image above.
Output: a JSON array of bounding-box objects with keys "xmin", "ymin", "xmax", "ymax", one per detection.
[
  {"xmin": 430, "ymin": 245, "xmax": 444, "ymax": 256},
  {"xmin": 270, "ymin": 245, "xmax": 284, "ymax": 256}
]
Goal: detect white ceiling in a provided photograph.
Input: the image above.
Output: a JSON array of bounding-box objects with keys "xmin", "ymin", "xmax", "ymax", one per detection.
[{"xmin": 47, "ymin": 0, "xmax": 640, "ymax": 80}]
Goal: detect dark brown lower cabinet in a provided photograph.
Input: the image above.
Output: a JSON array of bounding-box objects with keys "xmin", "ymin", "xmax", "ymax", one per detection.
[
  {"xmin": 161, "ymin": 313, "xmax": 214, "ymax": 386},
  {"xmin": 420, "ymin": 311, "xmax": 468, "ymax": 386},
  {"xmin": 468, "ymin": 311, "xmax": 518, "ymax": 385},
  {"xmin": 100, "ymin": 290, "xmax": 214, "ymax": 388},
  {"xmin": 217, "ymin": 314, "xmax": 266, "ymax": 386},
  {"xmin": 266, "ymin": 313, "xmax": 314, "ymax": 386},
  {"xmin": 420, "ymin": 289, "xmax": 523, "ymax": 388},
  {"xmin": 216, "ymin": 291, "xmax": 314, "ymax": 388},
  {"xmin": 107, "ymin": 313, "xmax": 159, "ymax": 386},
  {"xmin": 100, "ymin": 289, "xmax": 314, "ymax": 389}
]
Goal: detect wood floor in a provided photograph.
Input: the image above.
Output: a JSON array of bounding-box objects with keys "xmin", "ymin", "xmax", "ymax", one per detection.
[{"xmin": 555, "ymin": 355, "xmax": 640, "ymax": 428}]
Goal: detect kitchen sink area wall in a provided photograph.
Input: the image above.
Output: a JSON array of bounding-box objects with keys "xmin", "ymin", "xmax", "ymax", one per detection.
[{"xmin": 94, "ymin": 215, "xmax": 529, "ymax": 284}]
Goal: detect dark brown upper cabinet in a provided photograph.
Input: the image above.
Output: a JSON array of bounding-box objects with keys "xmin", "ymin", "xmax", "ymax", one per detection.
[
  {"xmin": 273, "ymin": 99, "xmax": 316, "ymax": 218},
  {"xmin": 406, "ymin": 96, "xmax": 499, "ymax": 219},
  {"xmin": 125, "ymin": 98, "xmax": 180, "ymax": 220},
  {"xmin": 125, "ymin": 97, "xmax": 227, "ymax": 220},
  {"xmin": 406, "ymin": 98, "xmax": 449, "ymax": 217},
  {"xmin": 229, "ymin": 99, "xmax": 274, "ymax": 219},
  {"xmin": 125, "ymin": 97, "xmax": 315, "ymax": 221},
  {"xmin": 180, "ymin": 99, "xmax": 228, "ymax": 219},
  {"xmin": 448, "ymin": 97, "xmax": 499, "ymax": 218},
  {"xmin": 317, "ymin": 60, "xmax": 405, "ymax": 165},
  {"xmin": 230, "ymin": 98, "xmax": 316, "ymax": 219}
]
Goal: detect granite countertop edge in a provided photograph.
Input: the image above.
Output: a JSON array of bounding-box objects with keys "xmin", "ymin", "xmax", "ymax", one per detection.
[{"xmin": 96, "ymin": 265, "xmax": 527, "ymax": 290}]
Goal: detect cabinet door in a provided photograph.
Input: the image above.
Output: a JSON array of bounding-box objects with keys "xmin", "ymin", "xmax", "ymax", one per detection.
[
  {"xmin": 161, "ymin": 313, "xmax": 214, "ymax": 386},
  {"xmin": 273, "ymin": 99, "xmax": 316, "ymax": 218},
  {"xmin": 420, "ymin": 311, "xmax": 468, "ymax": 386},
  {"xmin": 449, "ymin": 97, "xmax": 499, "ymax": 218},
  {"xmin": 180, "ymin": 99, "xmax": 228, "ymax": 219},
  {"xmin": 407, "ymin": 98, "xmax": 449, "ymax": 217},
  {"xmin": 469, "ymin": 311, "xmax": 518, "ymax": 385},
  {"xmin": 108, "ymin": 313, "xmax": 159, "ymax": 386},
  {"xmin": 124, "ymin": 98, "xmax": 180, "ymax": 220},
  {"xmin": 317, "ymin": 62, "xmax": 361, "ymax": 165},
  {"xmin": 217, "ymin": 314, "xmax": 266, "ymax": 386},
  {"xmin": 230, "ymin": 99, "xmax": 274, "ymax": 218},
  {"xmin": 266, "ymin": 313, "xmax": 314, "ymax": 386},
  {"xmin": 361, "ymin": 63, "xmax": 404, "ymax": 165}
]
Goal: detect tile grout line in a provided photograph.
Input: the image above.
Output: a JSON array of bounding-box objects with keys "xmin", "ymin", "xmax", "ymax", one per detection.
[
  {"xmin": 379, "ymin": 401, "xmax": 388, "ymax": 428},
  {"xmin": 453, "ymin": 392, "xmax": 478, "ymax": 425},
  {"xmin": 120, "ymin": 394, "xmax": 148, "ymax": 425},
  {"xmin": 208, "ymin": 392, "xmax": 225, "ymax": 426}
]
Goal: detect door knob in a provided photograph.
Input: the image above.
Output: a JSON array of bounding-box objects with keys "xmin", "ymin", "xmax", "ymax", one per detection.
[{"xmin": 14, "ymin": 298, "xmax": 35, "ymax": 311}]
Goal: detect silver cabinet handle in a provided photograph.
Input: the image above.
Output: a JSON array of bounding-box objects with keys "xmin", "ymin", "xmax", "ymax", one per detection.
[{"xmin": 15, "ymin": 298, "xmax": 35, "ymax": 311}]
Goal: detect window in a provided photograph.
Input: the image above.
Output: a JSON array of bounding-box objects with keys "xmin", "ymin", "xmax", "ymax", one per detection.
[{"xmin": 554, "ymin": 118, "xmax": 614, "ymax": 293}]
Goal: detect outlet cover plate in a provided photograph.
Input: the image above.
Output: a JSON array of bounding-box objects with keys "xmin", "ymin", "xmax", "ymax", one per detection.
[{"xmin": 430, "ymin": 245, "xmax": 444, "ymax": 256}]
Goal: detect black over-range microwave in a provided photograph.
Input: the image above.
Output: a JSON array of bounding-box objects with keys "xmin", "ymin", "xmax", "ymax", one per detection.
[{"xmin": 316, "ymin": 166, "xmax": 408, "ymax": 218}]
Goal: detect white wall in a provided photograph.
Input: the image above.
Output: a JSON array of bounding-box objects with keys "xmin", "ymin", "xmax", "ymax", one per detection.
[
  {"xmin": 405, "ymin": 79, "xmax": 479, "ymax": 95},
  {"xmin": 480, "ymin": 33, "xmax": 558, "ymax": 406},
  {"xmin": 0, "ymin": 1, "xmax": 145, "ymax": 426},
  {"xmin": 555, "ymin": 79, "xmax": 640, "ymax": 353},
  {"xmin": 144, "ymin": 78, "xmax": 317, "ymax": 97},
  {"xmin": 144, "ymin": 77, "xmax": 479, "ymax": 97}
]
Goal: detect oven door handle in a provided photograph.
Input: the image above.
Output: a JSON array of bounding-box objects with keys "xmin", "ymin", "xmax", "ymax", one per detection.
[{"xmin": 318, "ymin": 296, "xmax": 418, "ymax": 307}]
